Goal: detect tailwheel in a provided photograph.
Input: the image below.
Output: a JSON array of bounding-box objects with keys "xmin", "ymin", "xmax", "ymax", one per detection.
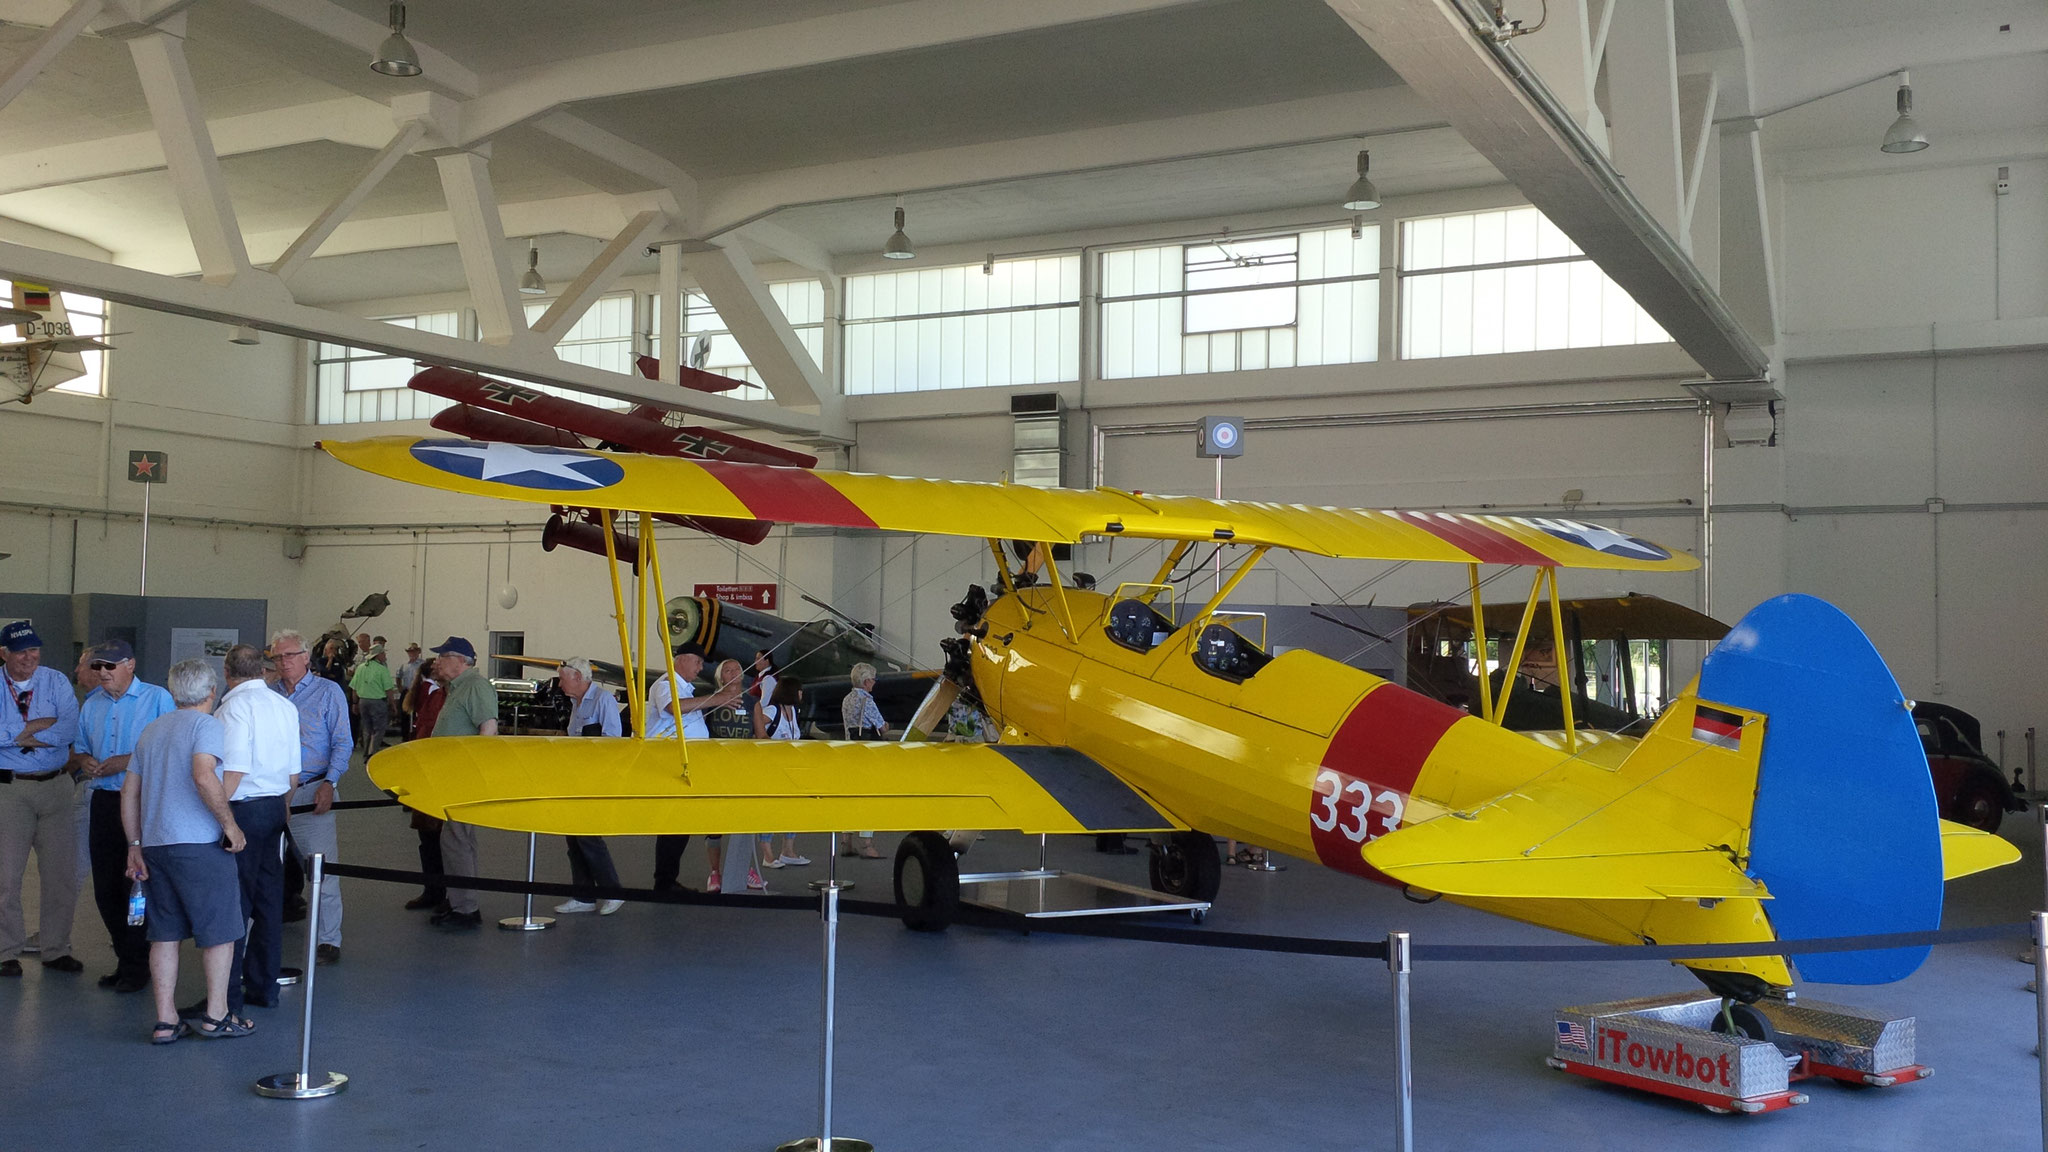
[
  {"xmin": 894, "ymin": 831, "xmax": 960, "ymax": 932},
  {"xmin": 1709, "ymin": 1000, "xmax": 1777, "ymax": 1045},
  {"xmin": 1148, "ymin": 831, "xmax": 1222, "ymax": 903}
]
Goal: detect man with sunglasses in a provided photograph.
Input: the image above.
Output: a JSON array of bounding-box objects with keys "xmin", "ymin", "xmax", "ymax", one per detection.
[
  {"xmin": 68, "ymin": 639, "xmax": 173, "ymax": 992},
  {"xmin": 0, "ymin": 620, "xmax": 82, "ymax": 981},
  {"xmin": 268, "ymin": 629, "xmax": 351, "ymax": 965}
]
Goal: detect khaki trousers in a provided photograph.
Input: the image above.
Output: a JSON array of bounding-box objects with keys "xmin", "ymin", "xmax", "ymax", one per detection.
[{"xmin": 0, "ymin": 773, "xmax": 80, "ymax": 962}]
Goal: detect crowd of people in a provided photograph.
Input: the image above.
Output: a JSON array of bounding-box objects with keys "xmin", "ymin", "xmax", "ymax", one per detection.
[{"xmin": 0, "ymin": 618, "xmax": 915, "ymax": 1044}]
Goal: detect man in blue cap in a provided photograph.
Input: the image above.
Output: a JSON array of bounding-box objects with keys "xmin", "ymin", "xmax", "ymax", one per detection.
[
  {"xmin": 0, "ymin": 620, "xmax": 82, "ymax": 980},
  {"xmin": 69, "ymin": 638, "xmax": 173, "ymax": 992},
  {"xmin": 424, "ymin": 637, "xmax": 495, "ymax": 929}
]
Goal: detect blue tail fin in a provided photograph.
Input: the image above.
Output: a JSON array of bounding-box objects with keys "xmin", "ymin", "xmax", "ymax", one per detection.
[{"xmin": 1699, "ymin": 594, "xmax": 1940, "ymax": 984}]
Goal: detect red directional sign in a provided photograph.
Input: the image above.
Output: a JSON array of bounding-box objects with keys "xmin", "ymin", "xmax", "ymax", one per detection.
[{"xmin": 694, "ymin": 583, "xmax": 779, "ymax": 611}]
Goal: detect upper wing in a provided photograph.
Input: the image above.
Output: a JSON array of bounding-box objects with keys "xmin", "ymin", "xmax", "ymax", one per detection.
[
  {"xmin": 321, "ymin": 434, "xmax": 1697, "ymax": 571},
  {"xmin": 369, "ymin": 735, "xmax": 1184, "ymax": 837}
]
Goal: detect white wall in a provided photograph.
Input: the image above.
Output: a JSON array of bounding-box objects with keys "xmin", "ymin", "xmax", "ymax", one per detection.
[{"xmin": 0, "ymin": 303, "xmax": 307, "ymax": 624}]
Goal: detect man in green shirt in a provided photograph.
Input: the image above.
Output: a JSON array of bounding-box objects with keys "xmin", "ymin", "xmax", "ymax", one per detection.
[
  {"xmin": 424, "ymin": 637, "xmax": 496, "ymax": 929},
  {"xmin": 347, "ymin": 647, "xmax": 398, "ymax": 757}
]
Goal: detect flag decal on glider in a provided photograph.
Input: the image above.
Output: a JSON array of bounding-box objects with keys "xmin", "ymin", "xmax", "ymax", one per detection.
[
  {"xmin": 409, "ymin": 438, "xmax": 625, "ymax": 492},
  {"xmin": 1692, "ymin": 703, "xmax": 1745, "ymax": 750}
]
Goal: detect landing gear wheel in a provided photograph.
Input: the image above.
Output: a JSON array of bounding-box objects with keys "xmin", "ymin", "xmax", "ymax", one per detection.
[
  {"xmin": 893, "ymin": 831, "xmax": 960, "ymax": 932},
  {"xmin": 1709, "ymin": 1000, "xmax": 1777, "ymax": 1044},
  {"xmin": 1188, "ymin": 908, "xmax": 1207, "ymax": 924},
  {"xmin": 1148, "ymin": 831, "xmax": 1222, "ymax": 903}
]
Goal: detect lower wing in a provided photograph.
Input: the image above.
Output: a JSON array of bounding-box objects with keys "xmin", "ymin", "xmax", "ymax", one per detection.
[{"xmin": 370, "ymin": 735, "xmax": 1184, "ymax": 837}]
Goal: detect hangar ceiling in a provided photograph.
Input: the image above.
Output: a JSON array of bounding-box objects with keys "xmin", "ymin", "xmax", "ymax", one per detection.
[{"xmin": 0, "ymin": 0, "xmax": 2040, "ymax": 432}]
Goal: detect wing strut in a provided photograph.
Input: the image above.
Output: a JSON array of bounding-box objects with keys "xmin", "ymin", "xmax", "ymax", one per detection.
[
  {"xmin": 1544, "ymin": 567, "xmax": 1578, "ymax": 752},
  {"xmin": 640, "ymin": 511, "xmax": 692, "ymax": 779},
  {"xmin": 599, "ymin": 508, "xmax": 642, "ymax": 725},
  {"xmin": 1467, "ymin": 563, "xmax": 1495, "ymax": 723}
]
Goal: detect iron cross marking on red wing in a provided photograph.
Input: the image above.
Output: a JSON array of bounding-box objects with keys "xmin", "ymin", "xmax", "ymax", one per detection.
[
  {"xmin": 671, "ymin": 430, "xmax": 734, "ymax": 458},
  {"xmin": 479, "ymin": 380, "xmax": 543, "ymax": 404}
]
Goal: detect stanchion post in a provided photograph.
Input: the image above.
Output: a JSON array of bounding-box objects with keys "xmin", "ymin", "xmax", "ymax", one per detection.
[
  {"xmin": 255, "ymin": 854, "xmax": 347, "ymax": 1099},
  {"xmin": 2036, "ymin": 912, "xmax": 2048, "ymax": 1150},
  {"xmin": 1389, "ymin": 930, "xmax": 1413, "ymax": 1152},
  {"xmin": 775, "ymin": 880, "xmax": 872, "ymax": 1152},
  {"xmin": 499, "ymin": 832, "xmax": 555, "ymax": 931}
]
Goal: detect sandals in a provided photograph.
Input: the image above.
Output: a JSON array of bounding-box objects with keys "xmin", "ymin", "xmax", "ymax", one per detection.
[
  {"xmin": 189, "ymin": 1011, "xmax": 256, "ymax": 1039},
  {"xmin": 150, "ymin": 1020, "xmax": 187, "ymax": 1045}
]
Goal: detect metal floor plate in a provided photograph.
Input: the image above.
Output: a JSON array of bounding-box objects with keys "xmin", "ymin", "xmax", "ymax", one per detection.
[{"xmin": 958, "ymin": 870, "xmax": 1209, "ymax": 919}]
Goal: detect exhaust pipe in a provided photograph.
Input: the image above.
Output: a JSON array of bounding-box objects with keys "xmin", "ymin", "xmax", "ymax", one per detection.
[{"xmin": 541, "ymin": 513, "xmax": 639, "ymax": 572}]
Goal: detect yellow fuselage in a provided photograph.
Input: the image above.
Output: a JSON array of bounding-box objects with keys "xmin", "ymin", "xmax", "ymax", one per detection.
[{"xmin": 970, "ymin": 586, "xmax": 1785, "ymax": 978}]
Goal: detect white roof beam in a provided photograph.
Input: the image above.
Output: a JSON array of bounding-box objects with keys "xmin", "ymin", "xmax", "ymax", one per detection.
[
  {"xmin": 678, "ymin": 241, "xmax": 825, "ymax": 410},
  {"xmin": 530, "ymin": 111, "xmax": 698, "ymax": 222},
  {"xmin": 529, "ymin": 208, "xmax": 667, "ymax": 342},
  {"xmin": 730, "ymin": 220, "xmax": 837, "ymax": 282},
  {"xmin": 0, "ymin": 0, "xmax": 102, "ymax": 116},
  {"xmin": 0, "ymin": 238, "xmax": 839, "ymax": 438},
  {"xmin": 432, "ymin": 147, "xmax": 528, "ymax": 346},
  {"xmin": 1510, "ymin": 0, "xmax": 1606, "ymax": 153},
  {"xmin": 1324, "ymin": 0, "xmax": 1769, "ymax": 380},
  {"xmin": 1716, "ymin": 120, "xmax": 1775, "ymax": 348},
  {"xmin": 268, "ymin": 118, "xmax": 427, "ymax": 288},
  {"xmin": 126, "ymin": 23, "xmax": 251, "ymax": 285},
  {"xmin": 240, "ymin": 0, "xmax": 478, "ymax": 98},
  {"xmin": 696, "ymin": 89, "xmax": 1444, "ymax": 237},
  {"xmin": 1603, "ymin": 0, "xmax": 1684, "ymax": 242},
  {"xmin": 0, "ymin": 96, "xmax": 393, "ymax": 196},
  {"xmin": 1678, "ymin": 71, "xmax": 1719, "ymax": 240},
  {"xmin": 457, "ymin": 0, "xmax": 1207, "ymax": 143}
]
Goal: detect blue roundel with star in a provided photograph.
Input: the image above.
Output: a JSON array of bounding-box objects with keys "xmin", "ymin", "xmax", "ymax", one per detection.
[
  {"xmin": 410, "ymin": 438, "xmax": 624, "ymax": 492},
  {"xmin": 1512, "ymin": 516, "xmax": 1671, "ymax": 562}
]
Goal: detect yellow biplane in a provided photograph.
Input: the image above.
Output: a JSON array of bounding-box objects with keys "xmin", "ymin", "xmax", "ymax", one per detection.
[{"xmin": 325, "ymin": 435, "xmax": 2015, "ymax": 1002}]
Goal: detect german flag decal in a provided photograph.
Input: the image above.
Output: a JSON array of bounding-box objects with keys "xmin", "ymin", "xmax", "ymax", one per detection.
[{"xmin": 1692, "ymin": 703, "xmax": 1746, "ymax": 750}]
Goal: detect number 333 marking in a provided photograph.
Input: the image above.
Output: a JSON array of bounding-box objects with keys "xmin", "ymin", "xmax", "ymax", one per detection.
[{"xmin": 1310, "ymin": 769, "xmax": 1403, "ymax": 842}]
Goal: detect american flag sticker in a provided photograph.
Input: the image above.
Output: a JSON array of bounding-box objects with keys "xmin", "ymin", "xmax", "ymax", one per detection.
[
  {"xmin": 1556, "ymin": 1019, "xmax": 1589, "ymax": 1052},
  {"xmin": 1693, "ymin": 704, "xmax": 1745, "ymax": 750}
]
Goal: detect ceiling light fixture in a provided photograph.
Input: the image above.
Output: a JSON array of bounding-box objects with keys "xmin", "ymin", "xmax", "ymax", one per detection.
[
  {"xmin": 882, "ymin": 197, "xmax": 915, "ymax": 261},
  {"xmin": 519, "ymin": 239, "xmax": 547, "ymax": 295},
  {"xmin": 1880, "ymin": 70, "xmax": 1929, "ymax": 154},
  {"xmin": 371, "ymin": 1, "xmax": 423, "ymax": 78},
  {"xmin": 1342, "ymin": 149, "xmax": 1381, "ymax": 211}
]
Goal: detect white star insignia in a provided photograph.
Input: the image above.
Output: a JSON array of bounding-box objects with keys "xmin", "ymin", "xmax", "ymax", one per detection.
[{"xmin": 432, "ymin": 442, "xmax": 605, "ymax": 485}]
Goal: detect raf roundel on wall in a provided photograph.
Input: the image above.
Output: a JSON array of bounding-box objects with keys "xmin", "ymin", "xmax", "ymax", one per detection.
[
  {"xmin": 410, "ymin": 438, "xmax": 625, "ymax": 492},
  {"xmin": 1513, "ymin": 516, "xmax": 1672, "ymax": 562}
]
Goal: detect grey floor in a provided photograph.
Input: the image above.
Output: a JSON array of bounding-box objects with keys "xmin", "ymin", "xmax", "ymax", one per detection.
[{"xmin": 2, "ymin": 754, "xmax": 2041, "ymax": 1152}]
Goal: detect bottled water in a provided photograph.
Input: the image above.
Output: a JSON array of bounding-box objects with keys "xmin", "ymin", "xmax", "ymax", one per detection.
[{"xmin": 127, "ymin": 881, "xmax": 146, "ymax": 927}]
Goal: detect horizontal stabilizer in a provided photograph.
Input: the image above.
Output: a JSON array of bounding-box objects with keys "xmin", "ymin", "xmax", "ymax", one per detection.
[
  {"xmin": 1361, "ymin": 848, "xmax": 1767, "ymax": 901},
  {"xmin": 1941, "ymin": 819, "xmax": 2020, "ymax": 880},
  {"xmin": 369, "ymin": 735, "xmax": 1182, "ymax": 838},
  {"xmin": 1364, "ymin": 694, "xmax": 1771, "ymax": 902}
]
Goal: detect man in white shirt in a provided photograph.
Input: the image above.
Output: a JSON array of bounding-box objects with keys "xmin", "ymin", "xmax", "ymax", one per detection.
[
  {"xmin": 211, "ymin": 645, "xmax": 301, "ymax": 1016},
  {"xmin": 646, "ymin": 645, "xmax": 740, "ymax": 892}
]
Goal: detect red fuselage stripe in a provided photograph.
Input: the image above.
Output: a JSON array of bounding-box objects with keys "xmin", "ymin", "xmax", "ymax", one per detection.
[
  {"xmin": 1398, "ymin": 512, "xmax": 1554, "ymax": 566},
  {"xmin": 697, "ymin": 462, "xmax": 878, "ymax": 528},
  {"xmin": 1322, "ymin": 684, "xmax": 1466, "ymax": 795}
]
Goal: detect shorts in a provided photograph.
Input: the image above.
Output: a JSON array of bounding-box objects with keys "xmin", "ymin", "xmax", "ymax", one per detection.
[{"xmin": 141, "ymin": 843, "xmax": 246, "ymax": 948}]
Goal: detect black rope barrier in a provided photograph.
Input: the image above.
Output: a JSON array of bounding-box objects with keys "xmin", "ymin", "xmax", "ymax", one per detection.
[
  {"xmin": 317, "ymin": 858, "xmax": 2029, "ymax": 964},
  {"xmin": 289, "ymin": 797, "xmax": 402, "ymax": 815}
]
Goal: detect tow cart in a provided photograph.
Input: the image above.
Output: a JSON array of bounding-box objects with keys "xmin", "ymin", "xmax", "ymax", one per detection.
[{"xmin": 1548, "ymin": 992, "xmax": 1930, "ymax": 1114}]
